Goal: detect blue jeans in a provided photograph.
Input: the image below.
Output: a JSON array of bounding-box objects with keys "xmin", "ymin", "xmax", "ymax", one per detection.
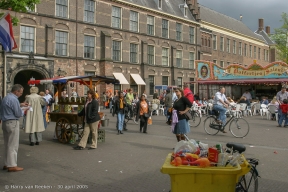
[
  {"xmin": 117, "ymin": 113, "xmax": 125, "ymax": 131},
  {"xmin": 213, "ymin": 104, "xmax": 227, "ymax": 126},
  {"xmin": 278, "ymin": 109, "xmax": 288, "ymax": 126}
]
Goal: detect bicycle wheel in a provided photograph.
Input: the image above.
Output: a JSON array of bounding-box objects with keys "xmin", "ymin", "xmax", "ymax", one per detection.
[
  {"xmin": 229, "ymin": 118, "xmax": 249, "ymax": 138},
  {"xmin": 204, "ymin": 116, "xmax": 220, "ymax": 135},
  {"xmin": 189, "ymin": 111, "xmax": 201, "ymax": 127},
  {"xmin": 236, "ymin": 169, "xmax": 258, "ymax": 192}
]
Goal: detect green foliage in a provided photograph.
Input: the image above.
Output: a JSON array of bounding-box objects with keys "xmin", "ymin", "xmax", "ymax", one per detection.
[
  {"xmin": 271, "ymin": 13, "xmax": 288, "ymax": 63},
  {"xmin": 0, "ymin": 0, "xmax": 40, "ymax": 25}
]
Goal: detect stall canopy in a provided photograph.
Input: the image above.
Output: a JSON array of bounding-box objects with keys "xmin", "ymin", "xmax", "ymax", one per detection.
[
  {"xmin": 186, "ymin": 78, "xmax": 288, "ymax": 85},
  {"xmin": 130, "ymin": 74, "xmax": 146, "ymax": 85},
  {"xmin": 28, "ymin": 75, "xmax": 120, "ymax": 85},
  {"xmin": 112, "ymin": 73, "xmax": 129, "ymax": 84}
]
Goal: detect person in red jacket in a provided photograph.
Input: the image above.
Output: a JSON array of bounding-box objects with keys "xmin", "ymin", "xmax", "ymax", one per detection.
[
  {"xmin": 183, "ymin": 84, "xmax": 194, "ymax": 104},
  {"xmin": 278, "ymin": 99, "xmax": 288, "ymax": 127}
]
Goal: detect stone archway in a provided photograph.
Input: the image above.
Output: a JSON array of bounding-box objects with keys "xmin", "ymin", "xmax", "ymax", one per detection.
[{"xmin": 14, "ymin": 70, "xmax": 45, "ymax": 102}]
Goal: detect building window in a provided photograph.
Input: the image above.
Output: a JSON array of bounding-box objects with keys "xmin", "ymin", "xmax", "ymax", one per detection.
[
  {"xmin": 162, "ymin": 76, "xmax": 168, "ymax": 85},
  {"xmin": 162, "ymin": 48, "xmax": 169, "ymax": 66},
  {"xmin": 55, "ymin": 31, "xmax": 68, "ymax": 56},
  {"xmin": 201, "ymin": 37, "xmax": 204, "ymax": 46},
  {"xmin": 147, "ymin": 45, "xmax": 154, "ymax": 65},
  {"xmin": 149, "ymin": 75, "xmax": 155, "ymax": 95},
  {"xmin": 208, "ymin": 39, "xmax": 211, "ymax": 47},
  {"xmin": 189, "ymin": 52, "xmax": 195, "ymax": 69},
  {"xmin": 176, "ymin": 50, "xmax": 182, "ymax": 68},
  {"xmin": 158, "ymin": 0, "xmax": 162, "ymax": 9},
  {"xmin": 84, "ymin": 0, "xmax": 95, "ymax": 23},
  {"xmin": 130, "ymin": 43, "xmax": 138, "ymax": 63},
  {"xmin": 239, "ymin": 42, "xmax": 242, "ymax": 55},
  {"xmin": 258, "ymin": 48, "xmax": 261, "ymax": 60},
  {"xmin": 177, "ymin": 77, "xmax": 182, "ymax": 88},
  {"xmin": 114, "ymin": 84, "xmax": 121, "ymax": 92},
  {"xmin": 213, "ymin": 60, "xmax": 217, "ymax": 64},
  {"xmin": 249, "ymin": 45, "xmax": 252, "ymax": 57},
  {"xmin": 244, "ymin": 44, "xmax": 247, "ymax": 56},
  {"xmin": 220, "ymin": 37, "xmax": 224, "ymax": 51},
  {"xmin": 233, "ymin": 40, "xmax": 236, "ymax": 54},
  {"xmin": 56, "ymin": 0, "xmax": 68, "ymax": 18},
  {"xmin": 227, "ymin": 38, "xmax": 230, "ymax": 53},
  {"xmin": 112, "ymin": 6, "xmax": 121, "ymax": 28},
  {"xmin": 84, "ymin": 35, "xmax": 95, "ymax": 59},
  {"xmin": 147, "ymin": 15, "xmax": 154, "ymax": 35},
  {"xmin": 176, "ymin": 23, "xmax": 182, "ymax": 41},
  {"xmin": 20, "ymin": 26, "xmax": 35, "ymax": 53},
  {"xmin": 265, "ymin": 50, "xmax": 269, "ymax": 61},
  {"xmin": 220, "ymin": 61, "xmax": 224, "ymax": 67},
  {"xmin": 254, "ymin": 46, "xmax": 257, "ymax": 59},
  {"xmin": 213, "ymin": 35, "xmax": 217, "ymax": 50},
  {"xmin": 129, "ymin": 11, "xmax": 138, "ymax": 32},
  {"xmin": 112, "ymin": 40, "xmax": 121, "ymax": 61},
  {"xmin": 184, "ymin": 7, "xmax": 188, "ymax": 17},
  {"xmin": 189, "ymin": 78, "xmax": 195, "ymax": 92},
  {"xmin": 162, "ymin": 19, "xmax": 169, "ymax": 38},
  {"xmin": 227, "ymin": 61, "xmax": 230, "ymax": 65},
  {"xmin": 189, "ymin": 27, "xmax": 195, "ymax": 44},
  {"xmin": 205, "ymin": 38, "xmax": 207, "ymax": 46},
  {"xmin": 84, "ymin": 71, "xmax": 95, "ymax": 94},
  {"xmin": 263, "ymin": 49, "xmax": 266, "ymax": 60}
]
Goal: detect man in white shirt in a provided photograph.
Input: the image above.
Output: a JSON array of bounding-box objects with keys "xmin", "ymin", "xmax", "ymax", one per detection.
[
  {"xmin": 242, "ymin": 90, "xmax": 252, "ymax": 101},
  {"xmin": 213, "ymin": 87, "xmax": 230, "ymax": 133}
]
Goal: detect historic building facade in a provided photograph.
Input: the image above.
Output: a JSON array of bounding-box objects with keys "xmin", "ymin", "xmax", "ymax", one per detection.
[{"xmin": 0, "ymin": 0, "xmax": 275, "ymax": 100}]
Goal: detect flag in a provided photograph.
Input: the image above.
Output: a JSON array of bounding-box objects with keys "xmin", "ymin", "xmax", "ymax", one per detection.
[{"xmin": 0, "ymin": 13, "xmax": 17, "ymax": 52}]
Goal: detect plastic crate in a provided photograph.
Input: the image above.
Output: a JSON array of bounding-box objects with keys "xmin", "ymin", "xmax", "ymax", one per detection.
[
  {"xmin": 161, "ymin": 153, "xmax": 244, "ymax": 192},
  {"xmin": 97, "ymin": 130, "xmax": 105, "ymax": 143}
]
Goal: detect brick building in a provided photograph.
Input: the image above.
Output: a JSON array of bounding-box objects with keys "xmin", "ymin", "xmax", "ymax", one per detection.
[{"xmin": 0, "ymin": 0, "xmax": 275, "ymax": 101}]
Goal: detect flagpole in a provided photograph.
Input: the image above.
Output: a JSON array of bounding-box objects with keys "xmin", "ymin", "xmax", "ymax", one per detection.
[{"xmin": 3, "ymin": 46, "xmax": 6, "ymax": 97}]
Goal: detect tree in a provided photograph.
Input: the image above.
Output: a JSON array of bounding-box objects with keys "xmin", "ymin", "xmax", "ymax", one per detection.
[
  {"xmin": 0, "ymin": 0, "xmax": 40, "ymax": 25},
  {"xmin": 271, "ymin": 13, "xmax": 288, "ymax": 63}
]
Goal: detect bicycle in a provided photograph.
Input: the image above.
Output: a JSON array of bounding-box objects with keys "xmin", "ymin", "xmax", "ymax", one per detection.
[
  {"xmin": 203, "ymin": 109, "xmax": 250, "ymax": 138},
  {"xmin": 188, "ymin": 109, "xmax": 201, "ymax": 127},
  {"xmin": 226, "ymin": 143, "xmax": 260, "ymax": 192}
]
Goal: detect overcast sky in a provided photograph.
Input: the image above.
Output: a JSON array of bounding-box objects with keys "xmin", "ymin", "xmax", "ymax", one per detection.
[{"xmin": 198, "ymin": 0, "xmax": 288, "ymax": 33}]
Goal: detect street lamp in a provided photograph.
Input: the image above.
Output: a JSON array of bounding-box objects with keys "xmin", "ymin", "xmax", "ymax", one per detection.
[{"xmin": 56, "ymin": 68, "xmax": 67, "ymax": 77}]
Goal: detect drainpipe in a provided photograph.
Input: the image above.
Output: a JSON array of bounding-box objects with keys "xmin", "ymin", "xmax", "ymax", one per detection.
[{"xmin": 75, "ymin": 0, "xmax": 78, "ymax": 91}]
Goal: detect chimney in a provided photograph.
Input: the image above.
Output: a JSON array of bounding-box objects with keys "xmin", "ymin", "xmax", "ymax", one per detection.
[
  {"xmin": 258, "ymin": 18, "xmax": 264, "ymax": 31},
  {"xmin": 265, "ymin": 26, "xmax": 270, "ymax": 35}
]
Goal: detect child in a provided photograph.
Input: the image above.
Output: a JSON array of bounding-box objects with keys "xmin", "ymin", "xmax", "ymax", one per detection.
[{"xmin": 278, "ymin": 99, "xmax": 288, "ymax": 127}]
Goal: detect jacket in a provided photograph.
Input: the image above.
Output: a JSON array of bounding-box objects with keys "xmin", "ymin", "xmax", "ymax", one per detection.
[
  {"xmin": 164, "ymin": 93, "xmax": 172, "ymax": 108},
  {"xmin": 280, "ymin": 104, "xmax": 288, "ymax": 114},
  {"xmin": 113, "ymin": 97, "xmax": 127, "ymax": 115},
  {"xmin": 184, "ymin": 87, "xmax": 194, "ymax": 104},
  {"xmin": 78, "ymin": 99, "xmax": 100, "ymax": 124},
  {"xmin": 25, "ymin": 93, "xmax": 47, "ymax": 133},
  {"xmin": 135, "ymin": 99, "xmax": 151, "ymax": 122}
]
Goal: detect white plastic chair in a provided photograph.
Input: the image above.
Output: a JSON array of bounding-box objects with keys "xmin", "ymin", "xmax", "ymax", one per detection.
[
  {"xmin": 260, "ymin": 104, "xmax": 268, "ymax": 118},
  {"xmin": 231, "ymin": 104, "xmax": 241, "ymax": 118},
  {"xmin": 253, "ymin": 103, "xmax": 261, "ymax": 115},
  {"xmin": 239, "ymin": 103, "xmax": 247, "ymax": 117},
  {"xmin": 159, "ymin": 104, "xmax": 165, "ymax": 115},
  {"xmin": 151, "ymin": 103, "xmax": 159, "ymax": 116},
  {"xmin": 267, "ymin": 105, "xmax": 278, "ymax": 121}
]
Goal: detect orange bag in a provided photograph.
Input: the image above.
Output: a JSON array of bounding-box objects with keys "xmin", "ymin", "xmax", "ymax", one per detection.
[
  {"xmin": 147, "ymin": 117, "xmax": 152, "ymax": 125},
  {"xmin": 105, "ymin": 101, "xmax": 108, "ymax": 107}
]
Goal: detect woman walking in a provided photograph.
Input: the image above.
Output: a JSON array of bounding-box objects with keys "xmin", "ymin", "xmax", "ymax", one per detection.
[
  {"xmin": 136, "ymin": 95, "xmax": 151, "ymax": 133},
  {"xmin": 171, "ymin": 87, "xmax": 192, "ymax": 141},
  {"xmin": 113, "ymin": 92, "xmax": 126, "ymax": 135},
  {"xmin": 25, "ymin": 87, "xmax": 46, "ymax": 146},
  {"xmin": 74, "ymin": 90, "xmax": 100, "ymax": 150}
]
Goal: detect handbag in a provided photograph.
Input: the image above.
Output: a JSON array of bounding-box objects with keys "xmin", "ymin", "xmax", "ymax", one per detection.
[
  {"xmin": 144, "ymin": 113, "xmax": 150, "ymax": 118},
  {"xmin": 184, "ymin": 110, "xmax": 193, "ymax": 120},
  {"xmin": 147, "ymin": 117, "xmax": 152, "ymax": 125}
]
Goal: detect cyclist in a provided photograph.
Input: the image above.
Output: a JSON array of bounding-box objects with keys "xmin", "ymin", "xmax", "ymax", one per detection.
[{"xmin": 213, "ymin": 87, "xmax": 231, "ymax": 133}]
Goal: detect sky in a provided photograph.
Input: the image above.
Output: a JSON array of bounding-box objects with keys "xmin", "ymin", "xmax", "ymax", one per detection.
[{"xmin": 198, "ymin": 0, "xmax": 288, "ymax": 33}]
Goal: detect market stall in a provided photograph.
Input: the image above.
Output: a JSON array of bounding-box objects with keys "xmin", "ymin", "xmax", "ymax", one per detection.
[
  {"xmin": 185, "ymin": 61, "xmax": 288, "ymax": 100},
  {"xmin": 28, "ymin": 75, "xmax": 120, "ymax": 144}
]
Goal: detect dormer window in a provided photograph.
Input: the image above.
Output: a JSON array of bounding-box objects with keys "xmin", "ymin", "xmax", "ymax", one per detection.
[
  {"xmin": 158, "ymin": 0, "xmax": 162, "ymax": 9},
  {"xmin": 184, "ymin": 1, "xmax": 188, "ymax": 17}
]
